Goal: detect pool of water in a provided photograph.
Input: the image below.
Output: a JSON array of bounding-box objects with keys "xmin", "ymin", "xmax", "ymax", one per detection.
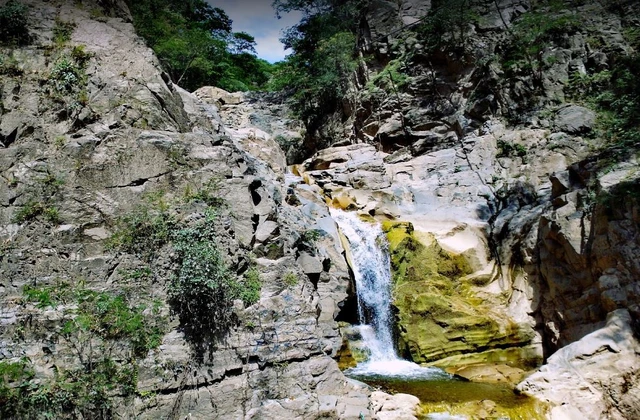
[{"xmin": 345, "ymin": 371, "xmax": 547, "ymax": 419}]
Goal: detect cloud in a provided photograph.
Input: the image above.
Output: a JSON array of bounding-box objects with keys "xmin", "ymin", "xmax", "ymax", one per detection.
[{"xmin": 208, "ymin": 0, "xmax": 302, "ymax": 62}]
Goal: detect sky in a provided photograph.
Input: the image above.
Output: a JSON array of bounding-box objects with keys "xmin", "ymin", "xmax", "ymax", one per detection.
[{"xmin": 207, "ymin": 0, "xmax": 302, "ymax": 63}]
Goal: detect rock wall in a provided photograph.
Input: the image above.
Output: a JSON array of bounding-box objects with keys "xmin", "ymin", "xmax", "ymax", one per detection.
[
  {"xmin": 293, "ymin": 0, "xmax": 640, "ymax": 417},
  {"xmin": 0, "ymin": 1, "xmax": 408, "ymax": 418}
]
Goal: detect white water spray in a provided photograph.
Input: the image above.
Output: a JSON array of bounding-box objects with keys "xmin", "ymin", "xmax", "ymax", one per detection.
[{"xmin": 331, "ymin": 210, "xmax": 450, "ymax": 380}]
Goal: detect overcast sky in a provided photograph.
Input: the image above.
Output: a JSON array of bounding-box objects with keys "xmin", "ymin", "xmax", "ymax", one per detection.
[{"xmin": 208, "ymin": 0, "xmax": 302, "ymax": 63}]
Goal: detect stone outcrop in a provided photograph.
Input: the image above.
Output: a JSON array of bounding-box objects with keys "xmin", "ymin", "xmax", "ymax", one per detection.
[{"xmin": 518, "ymin": 309, "xmax": 640, "ymax": 420}]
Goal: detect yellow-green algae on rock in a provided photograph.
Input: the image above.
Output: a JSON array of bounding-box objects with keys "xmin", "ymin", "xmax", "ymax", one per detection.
[{"xmin": 382, "ymin": 221, "xmax": 536, "ymax": 365}]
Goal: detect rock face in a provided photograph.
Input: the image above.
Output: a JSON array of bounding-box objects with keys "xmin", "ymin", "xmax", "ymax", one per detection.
[
  {"xmin": 0, "ymin": 2, "xmax": 384, "ymax": 418},
  {"xmin": 518, "ymin": 309, "xmax": 640, "ymax": 420},
  {"xmin": 383, "ymin": 221, "xmax": 537, "ymax": 366},
  {"xmin": 292, "ymin": 0, "xmax": 640, "ymax": 417}
]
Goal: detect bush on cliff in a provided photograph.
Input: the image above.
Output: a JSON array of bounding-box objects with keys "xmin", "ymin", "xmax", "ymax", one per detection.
[
  {"xmin": 269, "ymin": 0, "xmax": 361, "ymax": 133},
  {"xmin": 0, "ymin": 0, "xmax": 29, "ymax": 45}
]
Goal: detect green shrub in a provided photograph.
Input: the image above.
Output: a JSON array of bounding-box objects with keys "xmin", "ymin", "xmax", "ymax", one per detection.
[
  {"xmin": 15, "ymin": 283, "xmax": 165, "ymax": 418},
  {"xmin": 566, "ymin": 54, "xmax": 640, "ymax": 155},
  {"xmin": 237, "ymin": 267, "xmax": 261, "ymax": 305},
  {"xmin": 12, "ymin": 172, "xmax": 64, "ymax": 224},
  {"xmin": 497, "ymin": 140, "xmax": 527, "ymax": 159},
  {"xmin": 283, "ymin": 271, "xmax": 299, "ymax": 287},
  {"xmin": 0, "ymin": 0, "xmax": 29, "ymax": 45},
  {"xmin": 0, "ymin": 356, "xmax": 136, "ymax": 419},
  {"xmin": 23, "ymin": 284, "xmax": 165, "ymax": 357},
  {"xmin": 52, "ymin": 17, "xmax": 76, "ymax": 44},
  {"xmin": 12, "ymin": 201, "xmax": 60, "ymax": 224},
  {"xmin": 23, "ymin": 281, "xmax": 71, "ymax": 308},
  {"xmin": 502, "ymin": 6, "xmax": 581, "ymax": 79},
  {"xmin": 106, "ymin": 204, "xmax": 176, "ymax": 260},
  {"xmin": 184, "ymin": 178, "xmax": 226, "ymax": 207},
  {"xmin": 108, "ymin": 194, "xmax": 258, "ymax": 351},
  {"xmin": 63, "ymin": 290, "xmax": 165, "ymax": 357},
  {"xmin": 367, "ymin": 59, "xmax": 409, "ymax": 93},
  {"xmin": 49, "ymin": 57, "xmax": 84, "ymax": 94},
  {"xmin": 70, "ymin": 45, "xmax": 92, "ymax": 66},
  {"xmin": 0, "ymin": 358, "xmax": 34, "ymax": 415},
  {"xmin": 169, "ymin": 211, "xmax": 259, "ymax": 345}
]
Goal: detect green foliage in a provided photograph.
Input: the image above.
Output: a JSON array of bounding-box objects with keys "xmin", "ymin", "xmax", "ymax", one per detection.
[
  {"xmin": 108, "ymin": 189, "xmax": 259, "ymax": 351},
  {"xmin": 415, "ymin": 0, "xmax": 479, "ymax": 51},
  {"xmin": 496, "ymin": 140, "xmax": 527, "ymax": 159},
  {"xmin": 70, "ymin": 44, "xmax": 92, "ymax": 66},
  {"xmin": 0, "ymin": 0, "xmax": 29, "ymax": 45},
  {"xmin": 49, "ymin": 57, "xmax": 84, "ymax": 94},
  {"xmin": 12, "ymin": 172, "xmax": 64, "ymax": 224},
  {"xmin": 105, "ymin": 202, "xmax": 177, "ymax": 260},
  {"xmin": 0, "ymin": 358, "xmax": 35, "ymax": 415},
  {"xmin": 23, "ymin": 281, "xmax": 70, "ymax": 308},
  {"xmin": 301, "ymin": 229, "xmax": 323, "ymax": 243},
  {"xmin": 53, "ymin": 17, "xmax": 76, "ymax": 44},
  {"xmin": 502, "ymin": 4, "xmax": 581, "ymax": 79},
  {"xmin": 125, "ymin": 0, "xmax": 274, "ymax": 91},
  {"xmin": 283, "ymin": 271, "xmax": 299, "ymax": 287},
  {"xmin": 0, "ymin": 356, "xmax": 138, "ymax": 419},
  {"xmin": 269, "ymin": 1, "xmax": 361, "ymax": 134},
  {"xmin": 12, "ymin": 283, "xmax": 166, "ymax": 419},
  {"xmin": 367, "ymin": 59, "xmax": 409, "ymax": 93},
  {"xmin": 184, "ymin": 178, "xmax": 226, "ymax": 207},
  {"xmin": 12, "ymin": 200, "xmax": 59, "ymax": 223},
  {"xmin": 567, "ymin": 54, "xmax": 640, "ymax": 155},
  {"xmin": 63, "ymin": 290, "xmax": 164, "ymax": 357},
  {"xmin": 597, "ymin": 179, "xmax": 640, "ymax": 216},
  {"xmin": 169, "ymin": 210, "xmax": 260, "ymax": 348},
  {"xmin": 23, "ymin": 283, "xmax": 165, "ymax": 357},
  {"xmin": 237, "ymin": 267, "xmax": 262, "ymax": 305}
]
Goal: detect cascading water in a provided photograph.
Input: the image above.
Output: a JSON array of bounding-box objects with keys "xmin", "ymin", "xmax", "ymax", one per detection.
[{"xmin": 331, "ymin": 209, "xmax": 451, "ymax": 380}]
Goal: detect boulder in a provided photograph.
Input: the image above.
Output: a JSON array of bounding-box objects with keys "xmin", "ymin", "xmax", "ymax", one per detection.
[
  {"xmin": 518, "ymin": 309, "xmax": 640, "ymax": 420},
  {"xmin": 371, "ymin": 391, "xmax": 421, "ymax": 420},
  {"xmin": 193, "ymin": 86, "xmax": 244, "ymax": 105},
  {"xmin": 554, "ymin": 105, "xmax": 596, "ymax": 134}
]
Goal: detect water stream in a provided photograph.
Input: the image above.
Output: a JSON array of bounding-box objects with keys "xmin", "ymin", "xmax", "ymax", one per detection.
[{"xmin": 331, "ymin": 209, "xmax": 450, "ymax": 380}]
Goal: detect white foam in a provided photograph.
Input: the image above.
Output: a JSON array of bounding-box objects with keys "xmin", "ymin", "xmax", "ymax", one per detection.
[{"xmin": 345, "ymin": 359, "xmax": 452, "ymax": 380}]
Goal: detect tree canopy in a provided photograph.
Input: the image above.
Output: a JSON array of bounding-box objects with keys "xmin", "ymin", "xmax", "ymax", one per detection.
[
  {"xmin": 269, "ymin": 0, "xmax": 362, "ymax": 133},
  {"xmin": 126, "ymin": 0, "xmax": 273, "ymax": 92}
]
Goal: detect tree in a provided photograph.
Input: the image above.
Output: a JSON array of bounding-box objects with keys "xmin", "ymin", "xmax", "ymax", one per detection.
[
  {"xmin": 269, "ymin": 0, "xmax": 361, "ymax": 132},
  {"xmin": 229, "ymin": 32, "xmax": 257, "ymax": 55},
  {"xmin": 125, "ymin": 0, "xmax": 275, "ymax": 92}
]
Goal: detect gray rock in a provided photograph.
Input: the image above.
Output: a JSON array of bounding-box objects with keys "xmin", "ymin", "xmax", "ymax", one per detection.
[{"xmin": 555, "ymin": 105, "xmax": 596, "ymax": 134}]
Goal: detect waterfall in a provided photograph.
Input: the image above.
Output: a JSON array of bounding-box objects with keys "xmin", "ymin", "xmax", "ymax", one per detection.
[
  {"xmin": 331, "ymin": 209, "xmax": 451, "ymax": 380},
  {"xmin": 331, "ymin": 209, "xmax": 397, "ymax": 361}
]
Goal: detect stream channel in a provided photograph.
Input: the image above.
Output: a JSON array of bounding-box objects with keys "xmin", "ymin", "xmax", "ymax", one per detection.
[{"xmin": 331, "ymin": 210, "xmax": 545, "ymax": 419}]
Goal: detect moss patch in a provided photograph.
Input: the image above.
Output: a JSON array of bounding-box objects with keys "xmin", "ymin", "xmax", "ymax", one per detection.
[{"xmin": 383, "ymin": 221, "xmax": 534, "ymax": 365}]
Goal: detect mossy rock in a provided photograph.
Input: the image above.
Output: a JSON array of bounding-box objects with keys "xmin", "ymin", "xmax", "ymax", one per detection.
[{"xmin": 384, "ymin": 221, "xmax": 533, "ymax": 364}]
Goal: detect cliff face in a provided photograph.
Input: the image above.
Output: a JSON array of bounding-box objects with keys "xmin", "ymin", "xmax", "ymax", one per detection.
[
  {"xmin": 0, "ymin": 1, "xmax": 386, "ymax": 418},
  {"xmin": 293, "ymin": 0, "xmax": 640, "ymax": 418}
]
